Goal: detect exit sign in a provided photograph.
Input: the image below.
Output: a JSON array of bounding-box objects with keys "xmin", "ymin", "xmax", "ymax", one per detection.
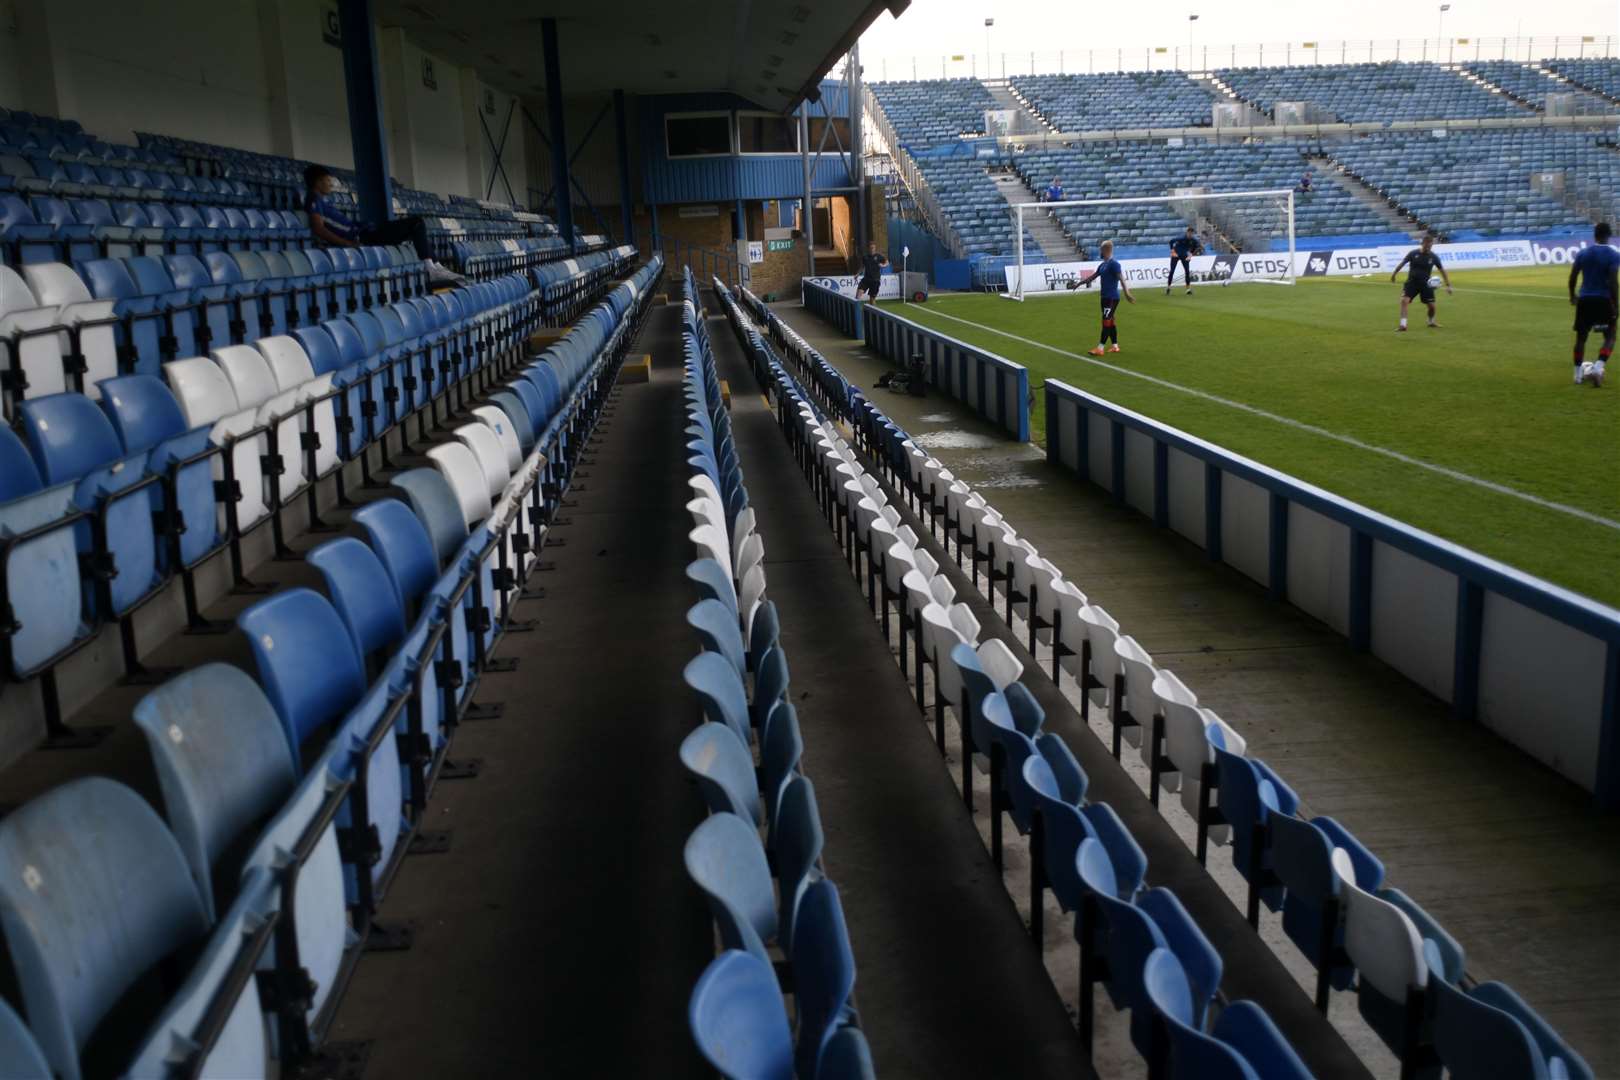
[{"xmin": 767, "ymin": 238, "xmax": 795, "ymax": 252}]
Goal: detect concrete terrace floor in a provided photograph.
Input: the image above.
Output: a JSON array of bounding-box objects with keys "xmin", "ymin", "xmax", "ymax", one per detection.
[{"xmin": 768, "ymin": 298, "xmax": 1620, "ymax": 1079}]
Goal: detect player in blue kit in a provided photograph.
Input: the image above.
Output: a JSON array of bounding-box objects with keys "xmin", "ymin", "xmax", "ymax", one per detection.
[
  {"xmin": 1569, "ymin": 221, "xmax": 1619, "ymax": 387},
  {"xmin": 1066, "ymin": 239, "xmax": 1135, "ymax": 355}
]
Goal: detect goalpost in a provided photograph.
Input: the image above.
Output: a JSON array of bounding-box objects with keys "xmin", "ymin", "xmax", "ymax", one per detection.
[{"xmin": 1004, "ymin": 188, "xmax": 1297, "ymax": 301}]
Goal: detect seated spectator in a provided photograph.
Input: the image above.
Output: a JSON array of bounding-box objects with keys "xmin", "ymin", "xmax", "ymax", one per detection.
[
  {"xmin": 1045, "ymin": 176, "xmax": 1065, "ymax": 203},
  {"xmin": 1299, "ymin": 170, "xmax": 1313, "ymax": 193},
  {"xmin": 304, "ymin": 165, "xmax": 465, "ymax": 284}
]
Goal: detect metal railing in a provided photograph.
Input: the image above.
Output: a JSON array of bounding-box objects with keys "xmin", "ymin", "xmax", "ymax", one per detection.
[{"xmin": 867, "ymin": 35, "xmax": 1620, "ymax": 80}]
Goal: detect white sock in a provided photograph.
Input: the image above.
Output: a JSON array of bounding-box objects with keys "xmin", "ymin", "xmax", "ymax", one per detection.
[{"xmin": 1399, "ymin": 317, "xmax": 1407, "ymax": 328}]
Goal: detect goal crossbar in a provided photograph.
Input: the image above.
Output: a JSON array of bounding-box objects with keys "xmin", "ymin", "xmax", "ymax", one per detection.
[{"xmin": 1006, "ymin": 187, "xmax": 1297, "ymax": 300}]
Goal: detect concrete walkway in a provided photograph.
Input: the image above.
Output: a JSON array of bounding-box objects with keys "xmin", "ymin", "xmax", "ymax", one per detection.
[{"xmin": 771, "ymin": 299, "xmax": 1620, "ymax": 1078}]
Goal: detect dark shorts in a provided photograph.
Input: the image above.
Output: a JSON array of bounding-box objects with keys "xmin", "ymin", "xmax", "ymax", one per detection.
[
  {"xmin": 1574, "ymin": 295, "xmax": 1616, "ymax": 334},
  {"xmin": 1403, "ymin": 278, "xmax": 1436, "ymax": 304},
  {"xmin": 858, "ymin": 276, "xmax": 881, "ymax": 299},
  {"xmin": 1100, "ymin": 295, "xmax": 1119, "ymax": 320}
]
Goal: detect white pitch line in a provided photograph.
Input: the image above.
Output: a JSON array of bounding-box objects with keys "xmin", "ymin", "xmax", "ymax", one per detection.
[{"xmin": 913, "ymin": 305, "xmax": 1620, "ymax": 533}]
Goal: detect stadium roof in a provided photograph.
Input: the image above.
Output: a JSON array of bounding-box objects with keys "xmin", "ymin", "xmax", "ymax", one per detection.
[{"xmin": 375, "ymin": 0, "xmax": 908, "ymax": 112}]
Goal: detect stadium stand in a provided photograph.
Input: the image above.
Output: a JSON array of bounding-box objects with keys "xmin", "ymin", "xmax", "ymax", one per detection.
[
  {"xmin": 1461, "ymin": 60, "xmax": 1617, "ymax": 112},
  {"xmin": 1010, "ymin": 72, "xmax": 1218, "ymax": 132},
  {"xmin": 868, "ymin": 79, "xmax": 998, "ymax": 149},
  {"xmin": 1213, "ymin": 61, "xmax": 1522, "ymax": 122},
  {"xmin": 1327, "ymin": 129, "xmax": 1620, "ymax": 237},
  {"xmin": 1543, "ymin": 57, "xmax": 1620, "ymax": 101},
  {"xmin": 912, "ymin": 157, "xmax": 1040, "ymax": 256}
]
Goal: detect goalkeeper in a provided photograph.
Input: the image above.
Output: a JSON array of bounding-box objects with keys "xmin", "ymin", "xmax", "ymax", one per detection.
[
  {"xmin": 1066, "ymin": 239, "xmax": 1134, "ymax": 355},
  {"xmin": 1166, "ymin": 226, "xmax": 1203, "ymax": 295}
]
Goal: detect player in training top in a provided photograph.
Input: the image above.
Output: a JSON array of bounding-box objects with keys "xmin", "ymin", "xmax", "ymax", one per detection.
[
  {"xmin": 1067, "ymin": 239, "xmax": 1134, "ymax": 355},
  {"xmin": 1568, "ymin": 220, "xmax": 1619, "ymax": 388},
  {"xmin": 856, "ymin": 240, "xmax": 888, "ymax": 302},
  {"xmin": 1166, "ymin": 226, "xmax": 1203, "ymax": 295},
  {"xmin": 1389, "ymin": 233, "xmax": 1453, "ymax": 331}
]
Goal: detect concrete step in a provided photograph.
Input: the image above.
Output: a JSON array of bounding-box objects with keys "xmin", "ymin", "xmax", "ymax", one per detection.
[
  {"xmin": 1307, "ymin": 153, "xmax": 1426, "ymax": 235},
  {"xmin": 988, "ymin": 169, "xmax": 1078, "ymax": 262}
]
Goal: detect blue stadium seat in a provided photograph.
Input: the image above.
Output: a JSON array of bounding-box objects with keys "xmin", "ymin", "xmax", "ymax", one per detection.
[
  {"xmin": 353, "ymin": 497, "xmax": 441, "ymax": 619},
  {"xmin": 0, "ymin": 998, "xmax": 50, "ymax": 1078},
  {"xmin": 133, "ymin": 662, "xmax": 297, "ymax": 920},
  {"xmin": 307, "ymin": 536, "xmax": 408, "ymax": 675},
  {"xmin": 0, "ymin": 777, "xmax": 210, "ymax": 1080},
  {"xmin": 391, "ymin": 467, "xmax": 469, "ymax": 569},
  {"xmin": 679, "ymin": 721, "xmax": 763, "ymax": 824},
  {"xmin": 791, "ymin": 878, "xmax": 858, "ymax": 1078},
  {"xmin": 1433, "ymin": 976, "xmax": 1593, "ymax": 1080},
  {"xmin": 819, "ymin": 1026, "xmax": 877, "ymax": 1080},
  {"xmin": 684, "ymin": 649, "xmax": 752, "ymax": 748},
  {"xmin": 685, "ymin": 811, "xmax": 779, "ymax": 961},
  {"xmin": 1269, "ymin": 812, "xmax": 1385, "ymax": 1009},
  {"xmin": 1144, "ymin": 948, "xmax": 1313, "ymax": 1080},
  {"xmin": 1214, "ymin": 746, "xmax": 1300, "ymax": 924},
  {"xmin": 236, "ymin": 586, "xmax": 368, "ymax": 767},
  {"xmin": 774, "ymin": 774, "xmax": 824, "ymax": 952},
  {"xmin": 688, "ymin": 950, "xmax": 794, "ymax": 1080}
]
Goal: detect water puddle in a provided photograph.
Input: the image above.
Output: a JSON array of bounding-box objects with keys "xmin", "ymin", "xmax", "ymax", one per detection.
[
  {"xmin": 918, "ymin": 413, "xmax": 955, "ymax": 423},
  {"xmin": 911, "ymin": 430, "xmax": 1001, "ymax": 450}
]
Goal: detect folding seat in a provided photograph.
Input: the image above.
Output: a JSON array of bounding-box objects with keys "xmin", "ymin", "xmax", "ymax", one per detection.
[
  {"xmin": 27, "ymin": 196, "xmax": 97, "ymax": 264},
  {"xmin": 1024, "ymin": 757, "xmax": 1147, "ymax": 940},
  {"xmin": 162, "ymin": 355, "xmax": 269, "ymax": 549},
  {"xmin": 1143, "ymin": 949, "xmax": 1312, "ymax": 1080},
  {"xmin": 16, "ymin": 392, "xmax": 167, "ymax": 670},
  {"xmin": 255, "ymin": 335, "xmax": 339, "ymax": 484},
  {"xmin": 66, "ymin": 197, "xmax": 140, "ymax": 259},
  {"xmin": 307, "ymin": 536, "xmax": 408, "ymax": 677},
  {"xmin": 132, "ymin": 662, "xmax": 298, "ymax": 919},
  {"xmin": 427, "ymin": 440, "xmax": 493, "ymax": 533},
  {"xmin": 211, "ymin": 344, "xmax": 307, "ymax": 506},
  {"xmin": 685, "ymin": 812, "xmax": 779, "ymax": 965},
  {"xmin": 0, "ymin": 193, "xmax": 61, "ymax": 264},
  {"xmin": 688, "ymin": 950, "xmax": 794, "ymax": 1080},
  {"xmin": 1213, "ymin": 747, "xmax": 1300, "ymax": 925},
  {"xmin": 391, "ymin": 467, "xmax": 469, "ymax": 569},
  {"xmin": 454, "ymin": 419, "xmax": 511, "ymax": 501},
  {"xmin": 205, "ymin": 249, "xmax": 283, "ymax": 339},
  {"xmin": 791, "ymin": 878, "xmax": 858, "ymax": 1079},
  {"xmin": 0, "ymin": 777, "xmax": 224, "ymax": 1080},
  {"xmin": 16, "ymin": 261, "xmax": 121, "ymax": 396},
  {"xmin": 164, "ymin": 252, "xmax": 241, "ymax": 349},
  {"xmin": 680, "ymin": 722, "xmax": 763, "ymax": 823},
  {"xmin": 0, "ymin": 997, "xmax": 50, "ymax": 1077},
  {"xmin": 1433, "ymin": 977, "xmax": 1593, "ymax": 1080},
  {"xmin": 76, "ymin": 256, "xmax": 176, "ymax": 376},
  {"xmin": 688, "ymin": 602, "xmax": 748, "ymax": 686}
]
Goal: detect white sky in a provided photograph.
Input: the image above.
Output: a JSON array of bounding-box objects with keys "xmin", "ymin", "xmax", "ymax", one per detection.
[{"xmin": 857, "ymin": 0, "xmax": 1620, "ymax": 72}]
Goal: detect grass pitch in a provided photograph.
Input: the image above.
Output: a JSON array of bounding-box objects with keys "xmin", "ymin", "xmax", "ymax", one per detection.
[{"xmin": 879, "ymin": 268, "xmax": 1620, "ymax": 607}]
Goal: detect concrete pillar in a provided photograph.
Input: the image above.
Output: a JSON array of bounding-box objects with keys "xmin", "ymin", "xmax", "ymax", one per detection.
[
  {"xmin": 541, "ymin": 19, "xmax": 574, "ymax": 250},
  {"xmin": 614, "ymin": 89, "xmax": 635, "ymax": 244}
]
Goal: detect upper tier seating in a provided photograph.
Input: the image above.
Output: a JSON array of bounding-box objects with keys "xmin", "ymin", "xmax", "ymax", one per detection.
[
  {"xmin": 911, "ymin": 159, "xmax": 1040, "ymax": 257},
  {"xmin": 869, "ymin": 79, "xmax": 998, "ymax": 149},
  {"xmin": 1462, "ymin": 60, "xmax": 1617, "ymax": 112},
  {"xmin": 1542, "ymin": 58, "xmax": 1620, "ymax": 101},
  {"xmin": 1214, "ymin": 61, "xmax": 1522, "ymax": 122},
  {"xmin": 1011, "ymin": 72, "xmax": 1217, "ymax": 132}
]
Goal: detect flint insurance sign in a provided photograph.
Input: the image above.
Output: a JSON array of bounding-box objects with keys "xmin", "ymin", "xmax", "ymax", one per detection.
[{"xmin": 1005, "ymin": 238, "xmax": 1551, "ymax": 292}]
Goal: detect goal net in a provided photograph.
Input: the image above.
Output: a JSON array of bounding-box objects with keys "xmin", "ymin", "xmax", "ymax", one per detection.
[{"xmin": 1004, "ymin": 188, "xmax": 1296, "ymax": 301}]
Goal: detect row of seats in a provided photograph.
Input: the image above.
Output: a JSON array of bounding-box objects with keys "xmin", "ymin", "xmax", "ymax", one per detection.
[
  {"xmin": 1461, "ymin": 61, "xmax": 1617, "ymax": 112},
  {"xmin": 1328, "ymin": 128, "xmax": 1618, "ymax": 237},
  {"xmin": 724, "ymin": 287, "xmax": 1321, "ymax": 1079},
  {"xmin": 1214, "ymin": 62, "xmax": 1522, "ymax": 123},
  {"xmin": 1542, "ymin": 58, "xmax": 1620, "ymax": 102},
  {"xmin": 908, "ymin": 158, "xmax": 1040, "ymax": 257},
  {"xmin": 0, "ymin": 255, "xmax": 662, "ymax": 1078},
  {"xmin": 763, "ymin": 294, "xmax": 1596, "ymax": 1080},
  {"xmin": 1, "ymin": 242, "xmax": 632, "ymax": 421},
  {"xmin": 868, "ymin": 78, "xmax": 998, "ymax": 150},
  {"xmin": 2, "ymin": 194, "xmax": 317, "ymax": 266},
  {"xmin": 1011, "ymin": 72, "xmax": 1217, "ymax": 133},
  {"xmin": 0, "ymin": 258, "xmax": 627, "ymax": 746},
  {"xmin": 676, "ymin": 268, "xmax": 875, "ymax": 1079}
]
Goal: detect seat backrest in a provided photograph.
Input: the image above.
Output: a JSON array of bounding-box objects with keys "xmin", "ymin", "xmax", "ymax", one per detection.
[
  {"xmin": 132, "ymin": 663, "xmax": 297, "ymax": 920},
  {"xmin": 684, "ymin": 811, "xmax": 778, "ymax": 950},
  {"xmin": 20, "ymin": 261, "xmax": 92, "ymax": 306},
  {"xmin": 15, "ymin": 392, "xmax": 123, "ymax": 484},
  {"xmin": 1333, "ymin": 848, "xmax": 1427, "ymax": 1000},
  {"xmin": 453, "ymin": 420, "xmax": 510, "ymax": 499},
  {"xmin": 1432, "ymin": 977, "xmax": 1547, "ymax": 1080},
  {"xmin": 818, "ymin": 1026, "xmax": 876, "ymax": 1080},
  {"xmin": 686, "ymin": 600, "xmax": 746, "ymax": 682},
  {"xmin": 678, "ymin": 722, "xmax": 762, "ymax": 822},
  {"xmin": 292, "ymin": 326, "xmax": 344, "ymax": 376},
  {"xmin": 210, "ymin": 345, "xmax": 280, "ymax": 410},
  {"xmin": 163, "ymin": 356, "xmax": 240, "ymax": 428},
  {"xmin": 352, "ymin": 497, "xmax": 440, "ymax": 611},
  {"xmin": 0, "ymin": 997, "xmax": 51, "ymax": 1079},
  {"xmin": 425, "ymin": 441, "xmax": 493, "ymax": 530},
  {"xmin": 0, "ymin": 778, "xmax": 209, "ymax": 1080},
  {"xmin": 306, "ymin": 537, "xmax": 407, "ymax": 665},
  {"xmin": 774, "ymin": 775, "xmax": 824, "ymax": 952},
  {"xmin": 791, "ymin": 878, "xmax": 857, "ymax": 1079},
  {"xmin": 0, "ymin": 424, "xmax": 44, "ymax": 501},
  {"xmin": 254, "ymin": 335, "xmax": 317, "ymax": 391},
  {"xmin": 235, "ymin": 587, "xmax": 368, "ymax": 760},
  {"xmin": 687, "ymin": 951, "xmax": 794, "ymax": 1080},
  {"xmin": 390, "ymin": 467, "xmax": 468, "ymax": 567},
  {"xmin": 682, "ymin": 650, "xmax": 754, "ymax": 765},
  {"xmin": 471, "ymin": 406, "xmax": 523, "ymax": 473}
]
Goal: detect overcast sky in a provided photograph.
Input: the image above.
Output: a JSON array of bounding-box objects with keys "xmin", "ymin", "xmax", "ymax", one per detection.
[{"xmin": 857, "ymin": 0, "xmax": 1620, "ymax": 71}]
